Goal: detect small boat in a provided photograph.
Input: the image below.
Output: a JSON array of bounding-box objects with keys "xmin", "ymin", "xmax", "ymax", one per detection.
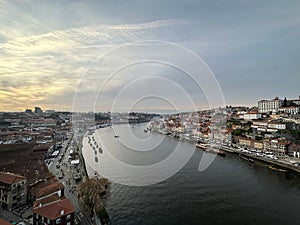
[
  {"xmin": 99, "ymin": 147, "xmax": 103, "ymax": 154},
  {"xmin": 195, "ymin": 143, "xmax": 207, "ymax": 150},
  {"xmin": 114, "ymin": 135, "xmax": 119, "ymax": 138},
  {"xmin": 268, "ymin": 165, "xmax": 288, "ymax": 173},
  {"xmin": 239, "ymin": 154, "xmax": 254, "ymax": 163},
  {"xmin": 196, "ymin": 144, "xmax": 226, "ymax": 157},
  {"xmin": 95, "ymin": 156, "xmax": 98, "ymax": 163}
]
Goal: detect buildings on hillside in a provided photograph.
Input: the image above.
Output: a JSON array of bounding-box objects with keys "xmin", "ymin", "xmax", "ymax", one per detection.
[{"xmin": 258, "ymin": 96, "xmax": 300, "ymax": 114}]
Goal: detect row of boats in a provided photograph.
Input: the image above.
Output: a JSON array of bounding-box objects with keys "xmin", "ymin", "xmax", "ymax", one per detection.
[
  {"xmin": 195, "ymin": 143, "xmax": 226, "ymax": 157},
  {"xmin": 195, "ymin": 142, "xmax": 288, "ymax": 173}
]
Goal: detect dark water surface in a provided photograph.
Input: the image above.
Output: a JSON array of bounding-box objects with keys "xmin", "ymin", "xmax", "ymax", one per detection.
[{"xmin": 82, "ymin": 124, "xmax": 300, "ymax": 225}]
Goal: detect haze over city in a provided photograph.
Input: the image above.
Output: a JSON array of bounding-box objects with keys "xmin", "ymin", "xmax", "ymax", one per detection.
[{"xmin": 0, "ymin": 0, "xmax": 300, "ymax": 112}]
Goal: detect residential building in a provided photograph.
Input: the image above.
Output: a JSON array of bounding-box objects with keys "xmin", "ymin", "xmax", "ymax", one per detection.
[
  {"xmin": 0, "ymin": 172, "xmax": 27, "ymax": 210},
  {"xmin": 278, "ymin": 106, "xmax": 300, "ymax": 115},
  {"xmin": 29, "ymin": 177, "xmax": 64, "ymax": 202},
  {"xmin": 33, "ymin": 198, "xmax": 75, "ymax": 225},
  {"xmin": 258, "ymin": 97, "xmax": 284, "ymax": 113},
  {"xmin": 263, "ymin": 139, "xmax": 290, "ymax": 156},
  {"xmin": 239, "ymin": 112, "xmax": 262, "ymax": 120}
]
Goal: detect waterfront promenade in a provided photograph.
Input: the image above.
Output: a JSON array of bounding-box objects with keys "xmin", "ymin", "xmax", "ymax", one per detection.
[{"xmin": 155, "ymin": 129, "xmax": 300, "ymax": 175}]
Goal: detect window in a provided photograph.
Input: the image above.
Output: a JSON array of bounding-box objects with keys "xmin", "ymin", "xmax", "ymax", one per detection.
[
  {"xmin": 56, "ymin": 218, "xmax": 61, "ymax": 224},
  {"xmin": 48, "ymin": 218, "xmax": 50, "ymax": 224},
  {"xmin": 66, "ymin": 214, "xmax": 71, "ymax": 220},
  {"xmin": 67, "ymin": 222, "xmax": 71, "ymax": 225}
]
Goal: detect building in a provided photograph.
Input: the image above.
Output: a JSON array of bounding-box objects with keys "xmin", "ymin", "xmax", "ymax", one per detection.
[
  {"xmin": 278, "ymin": 106, "xmax": 300, "ymax": 115},
  {"xmin": 29, "ymin": 177, "xmax": 64, "ymax": 202},
  {"xmin": 258, "ymin": 97, "xmax": 284, "ymax": 113},
  {"xmin": 0, "ymin": 172, "xmax": 27, "ymax": 210},
  {"xmin": 34, "ymin": 107, "xmax": 43, "ymax": 115},
  {"xmin": 291, "ymin": 96, "xmax": 300, "ymax": 106},
  {"xmin": 25, "ymin": 109, "xmax": 32, "ymax": 113},
  {"xmin": 33, "ymin": 198, "xmax": 75, "ymax": 225},
  {"xmin": 263, "ymin": 139, "xmax": 290, "ymax": 156},
  {"xmin": 239, "ymin": 112, "xmax": 262, "ymax": 120}
]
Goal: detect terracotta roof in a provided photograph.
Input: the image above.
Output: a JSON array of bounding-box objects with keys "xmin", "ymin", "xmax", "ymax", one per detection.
[
  {"xmin": 0, "ymin": 218, "xmax": 12, "ymax": 225},
  {"xmin": 33, "ymin": 194, "xmax": 63, "ymax": 208},
  {"xmin": 0, "ymin": 171, "xmax": 25, "ymax": 184},
  {"xmin": 30, "ymin": 177, "xmax": 64, "ymax": 198},
  {"xmin": 33, "ymin": 198, "xmax": 75, "ymax": 220}
]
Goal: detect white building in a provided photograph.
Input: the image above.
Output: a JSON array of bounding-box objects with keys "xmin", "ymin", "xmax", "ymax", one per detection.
[
  {"xmin": 278, "ymin": 106, "xmax": 300, "ymax": 115},
  {"xmin": 239, "ymin": 112, "xmax": 262, "ymax": 120},
  {"xmin": 258, "ymin": 97, "xmax": 284, "ymax": 113}
]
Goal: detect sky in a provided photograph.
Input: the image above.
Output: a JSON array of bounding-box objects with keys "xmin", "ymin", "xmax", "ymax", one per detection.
[{"xmin": 0, "ymin": 0, "xmax": 300, "ymax": 112}]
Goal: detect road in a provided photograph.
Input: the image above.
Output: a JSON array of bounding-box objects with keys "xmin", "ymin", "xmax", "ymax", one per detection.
[
  {"xmin": 0, "ymin": 210, "xmax": 30, "ymax": 225},
  {"xmin": 47, "ymin": 138, "xmax": 93, "ymax": 225}
]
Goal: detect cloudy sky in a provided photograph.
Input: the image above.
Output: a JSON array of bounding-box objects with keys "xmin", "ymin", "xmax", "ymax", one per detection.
[{"xmin": 0, "ymin": 0, "xmax": 300, "ymax": 112}]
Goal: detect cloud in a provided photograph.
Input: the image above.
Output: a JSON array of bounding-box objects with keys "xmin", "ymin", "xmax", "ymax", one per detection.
[{"xmin": 0, "ymin": 19, "xmax": 186, "ymax": 111}]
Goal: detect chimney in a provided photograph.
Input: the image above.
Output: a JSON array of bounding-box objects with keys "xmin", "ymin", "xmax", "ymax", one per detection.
[{"xmin": 61, "ymin": 210, "xmax": 64, "ymax": 215}]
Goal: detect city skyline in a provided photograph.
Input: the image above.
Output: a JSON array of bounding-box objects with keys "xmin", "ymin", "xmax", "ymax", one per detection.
[{"xmin": 1, "ymin": 0, "xmax": 300, "ymax": 111}]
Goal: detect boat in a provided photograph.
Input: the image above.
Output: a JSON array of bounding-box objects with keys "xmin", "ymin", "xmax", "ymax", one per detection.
[
  {"xmin": 268, "ymin": 165, "xmax": 288, "ymax": 173},
  {"xmin": 114, "ymin": 135, "xmax": 119, "ymax": 138},
  {"xmin": 195, "ymin": 143, "xmax": 207, "ymax": 150},
  {"xmin": 196, "ymin": 144, "xmax": 226, "ymax": 157},
  {"xmin": 239, "ymin": 154, "xmax": 254, "ymax": 163}
]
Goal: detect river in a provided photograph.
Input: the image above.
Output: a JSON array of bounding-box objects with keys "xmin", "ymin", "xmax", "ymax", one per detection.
[{"xmin": 82, "ymin": 123, "xmax": 300, "ymax": 225}]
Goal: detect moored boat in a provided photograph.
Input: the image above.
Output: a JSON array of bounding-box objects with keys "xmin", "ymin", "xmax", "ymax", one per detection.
[
  {"xmin": 196, "ymin": 144, "xmax": 226, "ymax": 157},
  {"xmin": 239, "ymin": 154, "xmax": 254, "ymax": 163},
  {"xmin": 268, "ymin": 165, "xmax": 288, "ymax": 173}
]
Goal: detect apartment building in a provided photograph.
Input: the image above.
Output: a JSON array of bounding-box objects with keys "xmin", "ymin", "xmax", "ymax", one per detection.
[{"xmin": 0, "ymin": 172, "xmax": 27, "ymax": 210}]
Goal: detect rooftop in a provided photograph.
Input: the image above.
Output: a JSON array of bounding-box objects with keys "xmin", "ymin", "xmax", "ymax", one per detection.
[
  {"xmin": 0, "ymin": 171, "xmax": 25, "ymax": 184},
  {"xmin": 33, "ymin": 198, "xmax": 75, "ymax": 220},
  {"xmin": 30, "ymin": 176, "xmax": 64, "ymax": 199},
  {"xmin": 0, "ymin": 218, "xmax": 12, "ymax": 225}
]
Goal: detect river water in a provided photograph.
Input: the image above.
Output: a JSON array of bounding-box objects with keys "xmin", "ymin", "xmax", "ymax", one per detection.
[{"xmin": 82, "ymin": 123, "xmax": 300, "ymax": 225}]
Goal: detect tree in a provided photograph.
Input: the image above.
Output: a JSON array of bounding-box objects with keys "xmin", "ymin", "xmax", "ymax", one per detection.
[
  {"xmin": 78, "ymin": 178, "xmax": 110, "ymax": 223},
  {"xmin": 283, "ymin": 97, "xmax": 287, "ymax": 107}
]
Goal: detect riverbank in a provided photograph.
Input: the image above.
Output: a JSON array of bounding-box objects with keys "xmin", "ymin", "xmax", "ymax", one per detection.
[{"xmin": 154, "ymin": 129, "xmax": 300, "ymax": 175}]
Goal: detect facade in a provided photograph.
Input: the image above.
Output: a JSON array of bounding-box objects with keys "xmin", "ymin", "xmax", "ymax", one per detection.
[
  {"xmin": 278, "ymin": 106, "xmax": 300, "ymax": 115},
  {"xmin": 291, "ymin": 96, "xmax": 300, "ymax": 106},
  {"xmin": 263, "ymin": 139, "xmax": 290, "ymax": 156},
  {"xmin": 258, "ymin": 97, "xmax": 284, "ymax": 113},
  {"xmin": 0, "ymin": 172, "xmax": 27, "ymax": 210},
  {"xmin": 29, "ymin": 177, "xmax": 64, "ymax": 202},
  {"xmin": 239, "ymin": 112, "xmax": 262, "ymax": 120},
  {"xmin": 33, "ymin": 198, "xmax": 75, "ymax": 225}
]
